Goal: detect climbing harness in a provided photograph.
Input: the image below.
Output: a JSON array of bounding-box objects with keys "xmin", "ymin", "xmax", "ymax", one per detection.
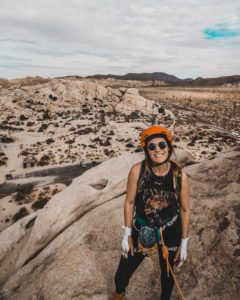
[{"xmin": 136, "ymin": 217, "xmax": 186, "ymax": 299}]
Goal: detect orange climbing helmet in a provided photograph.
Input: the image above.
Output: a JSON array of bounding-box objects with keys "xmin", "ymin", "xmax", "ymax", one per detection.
[{"xmin": 141, "ymin": 126, "xmax": 172, "ymax": 149}]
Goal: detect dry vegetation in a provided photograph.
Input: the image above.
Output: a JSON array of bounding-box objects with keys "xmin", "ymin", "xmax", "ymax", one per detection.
[
  {"xmin": 139, "ymin": 86, "xmax": 240, "ymax": 131},
  {"xmin": 0, "ymin": 182, "xmax": 66, "ymax": 232}
]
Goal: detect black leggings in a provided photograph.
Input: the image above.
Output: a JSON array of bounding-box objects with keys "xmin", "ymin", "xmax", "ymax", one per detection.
[{"xmin": 114, "ymin": 226, "xmax": 178, "ymax": 300}]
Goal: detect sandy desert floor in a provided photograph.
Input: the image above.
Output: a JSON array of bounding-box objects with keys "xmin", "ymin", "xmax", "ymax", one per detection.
[{"xmin": 139, "ymin": 86, "xmax": 240, "ymax": 131}]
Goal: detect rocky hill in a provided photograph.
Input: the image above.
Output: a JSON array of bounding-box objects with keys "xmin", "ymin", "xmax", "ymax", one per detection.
[{"xmin": 86, "ymin": 72, "xmax": 182, "ymax": 83}]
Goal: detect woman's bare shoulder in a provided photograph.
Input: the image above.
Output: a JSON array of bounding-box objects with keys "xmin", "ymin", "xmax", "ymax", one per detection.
[{"xmin": 129, "ymin": 161, "xmax": 143, "ymax": 179}]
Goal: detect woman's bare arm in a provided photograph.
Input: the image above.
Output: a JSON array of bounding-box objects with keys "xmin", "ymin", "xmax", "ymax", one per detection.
[
  {"xmin": 124, "ymin": 162, "xmax": 141, "ymax": 227},
  {"xmin": 179, "ymin": 170, "xmax": 190, "ymax": 238}
]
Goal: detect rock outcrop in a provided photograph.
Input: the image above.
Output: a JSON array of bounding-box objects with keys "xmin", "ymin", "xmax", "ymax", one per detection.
[
  {"xmin": 0, "ymin": 149, "xmax": 240, "ymax": 300},
  {"xmin": 115, "ymin": 88, "xmax": 155, "ymax": 114}
]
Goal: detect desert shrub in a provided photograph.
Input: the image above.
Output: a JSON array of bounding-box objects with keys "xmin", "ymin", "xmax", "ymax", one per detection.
[
  {"xmin": 104, "ymin": 149, "xmax": 115, "ymax": 157},
  {"xmin": 135, "ymin": 146, "xmax": 142, "ymax": 153},
  {"xmin": 129, "ymin": 110, "xmax": 139, "ymax": 119},
  {"xmin": 192, "ymin": 136, "xmax": 199, "ymax": 143},
  {"xmin": 46, "ymin": 138, "xmax": 55, "ymax": 144},
  {"xmin": 32, "ymin": 198, "xmax": 49, "ymax": 210},
  {"xmin": 0, "ymin": 152, "xmax": 5, "ymax": 156},
  {"xmin": 49, "ymin": 94, "xmax": 57, "ymax": 101},
  {"xmin": 20, "ymin": 114, "xmax": 28, "ymax": 121},
  {"xmin": 20, "ymin": 150, "xmax": 29, "ymax": 156},
  {"xmin": 108, "ymin": 130, "xmax": 115, "ymax": 136},
  {"xmin": 27, "ymin": 121, "xmax": 34, "ymax": 127},
  {"xmin": 187, "ymin": 142, "xmax": 195, "ymax": 146},
  {"xmin": 126, "ymin": 143, "xmax": 134, "ymax": 148},
  {"xmin": 123, "ymin": 114, "xmax": 130, "ymax": 122},
  {"xmin": 10, "ymin": 121, "xmax": 22, "ymax": 126},
  {"xmin": 0, "ymin": 135, "xmax": 14, "ymax": 143},
  {"xmin": 15, "ymin": 192, "xmax": 25, "ymax": 201},
  {"xmin": 37, "ymin": 155, "xmax": 50, "ymax": 166},
  {"xmin": 15, "ymin": 183, "xmax": 34, "ymax": 202},
  {"xmin": 99, "ymin": 140, "xmax": 111, "ymax": 146},
  {"xmin": 65, "ymin": 139, "xmax": 75, "ymax": 144},
  {"xmin": 19, "ymin": 183, "xmax": 34, "ymax": 194},
  {"xmin": 52, "ymin": 188, "xmax": 59, "ymax": 195},
  {"xmin": 77, "ymin": 127, "xmax": 92, "ymax": 135},
  {"xmin": 26, "ymin": 99, "xmax": 33, "ymax": 104},
  {"xmin": 89, "ymin": 144, "xmax": 97, "ymax": 149},
  {"xmin": 91, "ymin": 137, "xmax": 101, "ymax": 143},
  {"xmin": 208, "ymin": 137, "xmax": 215, "ymax": 143},
  {"xmin": 0, "ymin": 159, "xmax": 7, "ymax": 166},
  {"xmin": 42, "ymin": 110, "xmax": 51, "ymax": 120},
  {"xmin": 38, "ymin": 123, "xmax": 49, "ymax": 132},
  {"xmin": 13, "ymin": 207, "xmax": 29, "ymax": 223}
]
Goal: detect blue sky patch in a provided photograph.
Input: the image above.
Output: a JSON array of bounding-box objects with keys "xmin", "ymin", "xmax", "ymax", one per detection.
[{"xmin": 204, "ymin": 24, "xmax": 240, "ymax": 39}]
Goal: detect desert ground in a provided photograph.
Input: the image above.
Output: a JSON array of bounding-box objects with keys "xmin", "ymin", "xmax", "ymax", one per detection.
[
  {"xmin": 0, "ymin": 77, "xmax": 239, "ymax": 232},
  {"xmin": 139, "ymin": 85, "xmax": 240, "ymax": 131}
]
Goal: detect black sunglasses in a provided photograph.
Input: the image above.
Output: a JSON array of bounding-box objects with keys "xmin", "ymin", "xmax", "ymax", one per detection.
[{"xmin": 148, "ymin": 141, "xmax": 167, "ymax": 151}]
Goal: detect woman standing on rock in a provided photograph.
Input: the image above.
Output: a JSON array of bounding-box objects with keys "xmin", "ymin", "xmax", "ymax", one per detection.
[{"xmin": 111, "ymin": 126, "xmax": 190, "ymax": 300}]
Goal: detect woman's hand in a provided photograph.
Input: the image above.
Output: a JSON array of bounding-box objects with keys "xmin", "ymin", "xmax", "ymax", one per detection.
[
  {"xmin": 122, "ymin": 227, "xmax": 134, "ymax": 258},
  {"xmin": 174, "ymin": 237, "xmax": 189, "ymax": 267}
]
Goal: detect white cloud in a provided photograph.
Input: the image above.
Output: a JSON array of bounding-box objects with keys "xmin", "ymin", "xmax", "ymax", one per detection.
[{"xmin": 0, "ymin": 0, "xmax": 240, "ymax": 79}]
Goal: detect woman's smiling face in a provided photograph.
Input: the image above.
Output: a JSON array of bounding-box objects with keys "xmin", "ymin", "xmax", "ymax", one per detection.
[{"xmin": 147, "ymin": 137, "xmax": 169, "ymax": 164}]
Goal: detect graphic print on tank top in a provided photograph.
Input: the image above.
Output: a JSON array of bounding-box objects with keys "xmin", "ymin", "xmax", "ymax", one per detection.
[
  {"xmin": 144, "ymin": 188, "xmax": 178, "ymax": 224},
  {"xmin": 136, "ymin": 162, "xmax": 180, "ymax": 225}
]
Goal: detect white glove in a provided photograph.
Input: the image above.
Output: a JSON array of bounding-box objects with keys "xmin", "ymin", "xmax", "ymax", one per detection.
[
  {"xmin": 178, "ymin": 237, "xmax": 190, "ymax": 267},
  {"xmin": 122, "ymin": 226, "xmax": 132, "ymax": 258}
]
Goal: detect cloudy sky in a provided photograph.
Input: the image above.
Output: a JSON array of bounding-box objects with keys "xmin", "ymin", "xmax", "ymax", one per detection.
[{"xmin": 1, "ymin": 0, "xmax": 240, "ymax": 79}]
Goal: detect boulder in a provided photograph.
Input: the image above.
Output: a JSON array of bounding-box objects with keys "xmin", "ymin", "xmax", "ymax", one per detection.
[
  {"xmin": 171, "ymin": 148, "xmax": 195, "ymax": 166},
  {"xmin": 115, "ymin": 88, "xmax": 153, "ymax": 114},
  {"xmin": 1, "ymin": 149, "xmax": 239, "ymax": 300},
  {"xmin": 0, "ymin": 153, "xmax": 143, "ymax": 287}
]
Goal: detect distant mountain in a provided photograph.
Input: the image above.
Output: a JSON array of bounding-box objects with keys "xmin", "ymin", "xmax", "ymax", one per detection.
[
  {"xmin": 188, "ymin": 75, "xmax": 240, "ymax": 86},
  {"xmin": 86, "ymin": 72, "xmax": 184, "ymax": 83},
  {"xmin": 85, "ymin": 72, "xmax": 240, "ymax": 86}
]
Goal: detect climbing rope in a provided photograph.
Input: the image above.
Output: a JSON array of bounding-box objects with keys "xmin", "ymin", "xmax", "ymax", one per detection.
[{"xmin": 160, "ymin": 227, "xmax": 186, "ymax": 300}]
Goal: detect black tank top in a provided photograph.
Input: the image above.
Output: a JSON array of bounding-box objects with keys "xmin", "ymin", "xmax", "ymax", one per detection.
[{"xmin": 135, "ymin": 161, "xmax": 180, "ymax": 226}]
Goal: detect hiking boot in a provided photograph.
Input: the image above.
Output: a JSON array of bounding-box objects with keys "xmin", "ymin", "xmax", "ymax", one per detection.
[{"xmin": 110, "ymin": 291, "xmax": 125, "ymax": 300}]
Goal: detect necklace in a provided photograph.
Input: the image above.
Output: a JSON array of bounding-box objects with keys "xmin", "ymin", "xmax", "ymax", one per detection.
[{"xmin": 151, "ymin": 162, "xmax": 170, "ymax": 186}]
